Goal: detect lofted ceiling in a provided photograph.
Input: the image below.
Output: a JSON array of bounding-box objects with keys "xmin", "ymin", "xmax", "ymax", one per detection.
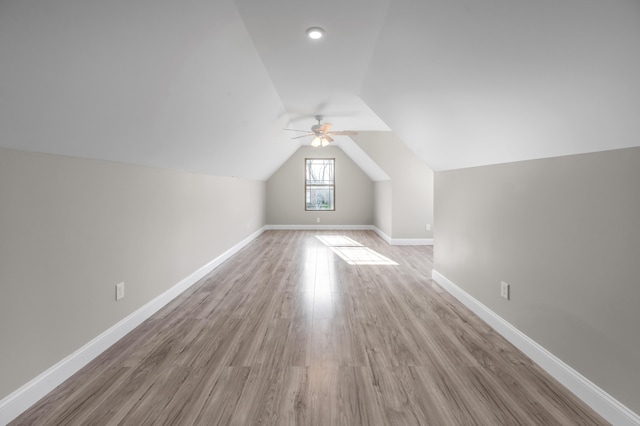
[{"xmin": 1, "ymin": 0, "xmax": 639, "ymax": 180}]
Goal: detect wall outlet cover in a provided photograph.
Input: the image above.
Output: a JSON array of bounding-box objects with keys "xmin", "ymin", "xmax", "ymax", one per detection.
[
  {"xmin": 116, "ymin": 282, "xmax": 125, "ymax": 301},
  {"xmin": 500, "ymin": 281, "xmax": 509, "ymax": 300}
]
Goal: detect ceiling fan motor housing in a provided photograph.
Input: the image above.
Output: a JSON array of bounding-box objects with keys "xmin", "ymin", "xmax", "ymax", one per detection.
[{"xmin": 312, "ymin": 115, "xmax": 324, "ymax": 133}]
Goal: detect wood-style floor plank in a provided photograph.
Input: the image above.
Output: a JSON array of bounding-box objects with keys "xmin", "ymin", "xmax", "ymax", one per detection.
[{"xmin": 10, "ymin": 230, "xmax": 608, "ymax": 425}]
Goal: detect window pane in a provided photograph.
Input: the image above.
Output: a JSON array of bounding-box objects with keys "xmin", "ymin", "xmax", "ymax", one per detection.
[
  {"xmin": 306, "ymin": 159, "xmax": 334, "ymax": 185},
  {"xmin": 306, "ymin": 186, "xmax": 334, "ymax": 210}
]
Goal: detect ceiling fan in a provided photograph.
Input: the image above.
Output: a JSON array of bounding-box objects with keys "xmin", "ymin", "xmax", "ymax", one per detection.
[{"xmin": 286, "ymin": 115, "xmax": 357, "ymax": 147}]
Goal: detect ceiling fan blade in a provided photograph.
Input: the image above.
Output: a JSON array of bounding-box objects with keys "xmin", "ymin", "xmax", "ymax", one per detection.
[
  {"xmin": 318, "ymin": 123, "xmax": 332, "ymax": 134},
  {"xmin": 292, "ymin": 133, "xmax": 313, "ymax": 139},
  {"xmin": 327, "ymin": 131, "xmax": 358, "ymax": 136},
  {"xmin": 325, "ymin": 135, "xmax": 334, "ymax": 142}
]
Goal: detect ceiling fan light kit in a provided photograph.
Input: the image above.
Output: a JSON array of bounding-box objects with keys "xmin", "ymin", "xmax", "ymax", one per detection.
[{"xmin": 286, "ymin": 115, "xmax": 357, "ymax": 148}]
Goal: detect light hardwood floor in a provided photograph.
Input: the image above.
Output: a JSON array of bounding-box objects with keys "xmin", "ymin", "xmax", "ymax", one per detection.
[{"xmin": 11, "ymin": 230, "xmax": 607, "ymax": 425}]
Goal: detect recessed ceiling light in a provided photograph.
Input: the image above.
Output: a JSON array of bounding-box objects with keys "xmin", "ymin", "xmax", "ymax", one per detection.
[{"xmin": 306, "ymin": 27, "xmax": 324, "ymax": 40}]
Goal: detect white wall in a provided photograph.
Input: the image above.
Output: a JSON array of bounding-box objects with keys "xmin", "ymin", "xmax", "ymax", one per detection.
[
  {"xmin": 352, "ymin": 132, "xmax": 434, "ymax": 239},
  {"xmin": 434, "ymin": 147, "xmax": 640, "ymax": 414},
  {"xmin": 0, "ymin": 147, "xmax": 266, "ymax": 400},
  {"xmin": 266, "ymin": 146, "xmax": 374, "ymax": 226}
]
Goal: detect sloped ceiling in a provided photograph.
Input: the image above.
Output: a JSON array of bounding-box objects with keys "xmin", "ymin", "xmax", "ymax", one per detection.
[
  {"xmin": 0, "ymin": 0, "xmax": 298, "ymax": 180},
  {"xmin": 360, "ymin": 0, "xmax": 640, "ymax": 171},
  {"xmin": 1, "ymin": 0, "xmax": 639, "ymax": 179}
]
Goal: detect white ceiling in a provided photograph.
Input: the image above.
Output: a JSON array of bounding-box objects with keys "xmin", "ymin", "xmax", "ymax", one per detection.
[{"xmin": 1, "ymin": 0, "xmax": 639, "ymax": 179}]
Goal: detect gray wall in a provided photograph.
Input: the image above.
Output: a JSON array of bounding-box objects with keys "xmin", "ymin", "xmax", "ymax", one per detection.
[
  {"xmin": 0, "ymin": 148, "xmax": 266, "ymax": 400},
  {"xmin": 434, "ymin": 147, "xmax": 640, "ymax": 413},
  {"xmin": 373, "ymin": 180, "xmax": 392, "ymax": 236},
  {"xmin": 266, "ymin": 146, "xmax": 374, "ymax": 226},
  {"xmin": 352, "ymin": 132, "xmax": 434, "ymax": 239}
]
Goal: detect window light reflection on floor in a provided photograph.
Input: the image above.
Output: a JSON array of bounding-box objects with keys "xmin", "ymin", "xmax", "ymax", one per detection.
[
  {"xmin": 316, "ymin": 235, "xmax": 363, "ymax": 247},
  {"xmin": 316, "ymin": 235, "xmax": 398, "ymax": 266}
]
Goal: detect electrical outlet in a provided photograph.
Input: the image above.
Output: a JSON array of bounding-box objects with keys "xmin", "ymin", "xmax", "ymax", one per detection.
[
  {"xmin": 500, "ymin": 281, "xmax": 510, "ymax": 300},
  {"xmin": 317, "ymin": 218, "xmax": 320, "ymax": 223},
  {"xmin": 426, "ymin": 224, "xmax": 431, "ymax": 231},
  {"xmin": 116, "ymin": 282, "xmax": 125, "ymax": 301}
]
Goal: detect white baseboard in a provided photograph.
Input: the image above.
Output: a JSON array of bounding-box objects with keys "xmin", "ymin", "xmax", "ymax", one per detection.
[
  {"xmin": 372, "ymin": 226, "xmax": 392, "ymax": 244},
  {"xmin": 431, "ymin": 270, "xmax": 640, "ymax": 426},
  {"xmin": 264, "ymin": 225, "xmax": 433, "ymax": 246},
  {"xmin": 389, "ymin": 238, "xmax": 433, "ymax": 245},
  {"xmin": 265, "ymin": 224, "xmax": 374, "ymax": 230},
  {"xmin": 373, "ymin": 226, "xmax": 433, "ymax": 246},
  {"xmin": 0, "ymin": 227, "xmax": 266, "ymax": 426}
]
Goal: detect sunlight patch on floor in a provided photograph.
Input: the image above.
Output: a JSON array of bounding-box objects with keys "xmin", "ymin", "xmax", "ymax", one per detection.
[
  {"xmin": 316, "ymin": 235, "xmax": 363, "ymax": 247},
  {"xmin": 316, "ymin": 235, "xmax": 398, "ymax": 266},
  {"xmin": 330, "ymin": 246, "xmax": 398, "ymax": 266}
]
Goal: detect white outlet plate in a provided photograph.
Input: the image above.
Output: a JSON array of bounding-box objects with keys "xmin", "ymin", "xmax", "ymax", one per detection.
[
  {"xmin": 426, "ymin": 224, "xmax": 431, "ymax": 231},
  {"xmin": 316, "ymin": 218, "xmax": 320, "ymax": 223},
  {"xmin": 500, "ymin": 281, "xmax": 510, "ymax": 300},
  {"xmin": 116, "ymin": 282, "xmax": 125, "ymax": 301}
]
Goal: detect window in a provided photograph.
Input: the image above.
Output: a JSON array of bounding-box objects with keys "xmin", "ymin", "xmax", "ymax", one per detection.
[{"xmin": 305, "ymin": 158, "xmax": 335, "ymax": 211}]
